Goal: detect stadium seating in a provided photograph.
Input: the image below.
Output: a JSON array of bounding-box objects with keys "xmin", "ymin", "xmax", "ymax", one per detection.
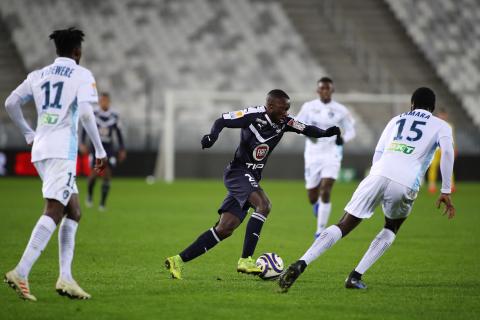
[
  {"xmin": 386, "ymin": 0, "xmax": 480, "ymax": 127},
  {"xmin": 0, "ymin": 1, "xmax": 322, "ymax": 106},
  {"xmin": 0, "ymin": 0, "xmax": 347, "ymax": 150}
]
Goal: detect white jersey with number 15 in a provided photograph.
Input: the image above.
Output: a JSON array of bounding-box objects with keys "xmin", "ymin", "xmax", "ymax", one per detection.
[{"xmin": 370, "ymin": 109, "xmax": 453, "ymax": 191}]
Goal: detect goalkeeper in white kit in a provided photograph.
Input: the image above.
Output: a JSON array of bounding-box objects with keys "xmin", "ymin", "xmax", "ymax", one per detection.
[{"xmin": 279, "ymin": 87, "xmax": 455, "ymax": 292}]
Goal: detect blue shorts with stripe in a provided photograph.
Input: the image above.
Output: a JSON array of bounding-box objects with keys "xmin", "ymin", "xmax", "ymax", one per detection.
[{"xmin": 217, "ymin": 166, "xmax": 262, "ymax": 222}]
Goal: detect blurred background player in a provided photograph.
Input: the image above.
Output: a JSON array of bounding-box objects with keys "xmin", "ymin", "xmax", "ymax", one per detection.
[
  {"xmin": 279, "ymin": 87, "xmax": 455, "ymax": 292},
  {"xmin": 165, "ymin": 90, "xmax": 340, "ymax": 279},
  {"xmin": 80, "ymin": 92, "xmax": 126, "ymax": 211},
  {"xmin": 428, "ymin": 109, "xmax": 455, "ymax": 193},
  {"xmin": 3, "ymin": 27, "xmax": 107, "ymax": 301},
  {"xmin": 296, "ymin": 77, "xmax": 356, "ymax": 237}
]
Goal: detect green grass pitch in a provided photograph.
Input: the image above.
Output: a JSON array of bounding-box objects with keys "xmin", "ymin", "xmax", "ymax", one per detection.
[{"xmin": 0, "ymin": 178, "xmax": 479, "ymax": 319}]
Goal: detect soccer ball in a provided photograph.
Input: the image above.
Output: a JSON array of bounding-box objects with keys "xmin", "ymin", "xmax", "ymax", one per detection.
[{"xmin": 256, "ymin": 253, "xmax": 284, "ymax": 280}]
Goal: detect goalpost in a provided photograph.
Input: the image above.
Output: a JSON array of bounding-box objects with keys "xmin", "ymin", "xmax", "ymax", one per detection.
[{"xmin": 155, "ymin": 90, "xmax": 410, "ymax": 182}]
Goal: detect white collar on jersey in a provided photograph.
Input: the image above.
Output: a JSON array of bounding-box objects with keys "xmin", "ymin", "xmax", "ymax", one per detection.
[{"xmin": 54, "ymin": 57, "xmax": 76, "ymax": 65}]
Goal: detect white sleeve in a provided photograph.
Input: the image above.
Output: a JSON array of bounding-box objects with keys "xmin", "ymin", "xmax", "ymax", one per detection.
[
  {"xmin": 438, "ymin": 125, "xmax": 454, "ymax": 194},
  {"xmin": 77, "ymin": 71, "xmax": 99, "ymax": 104},
  {"xmin": 372, "ymin": 150, "xmax": 383, "ymax": 164},
  {"xmin": 295, "ymin": 103, "xmax": 309, "ymax": 124},
  {"xmin": 372, "ymin": 119, "xmax": 394, "ymax": 164},
  {"xmin": 340, "ymin": 111, "xmax": 356, "ymax": 143},
  {"xmin": 79, "ymin": 101, "xmax": 106, "ymax": 159},
  {"xmin": 5, "ymin": 78, "xmax": 35, "ymax": 144}
]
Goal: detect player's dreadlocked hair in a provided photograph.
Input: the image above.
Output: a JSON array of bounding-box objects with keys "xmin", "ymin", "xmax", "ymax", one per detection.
[
  {"xmin": 267, "ymin": 89, "xmax": 290, "ymax": 101},
  {"xmin": 49, "ymin": 27, "xmax": 85, "ymax": 56},
  {"xmin": 411, "ymin": 87, "xmax": 435, "ymax": 112}
]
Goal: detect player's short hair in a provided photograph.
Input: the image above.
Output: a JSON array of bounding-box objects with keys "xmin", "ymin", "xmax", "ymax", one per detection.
[
  {"xmin": 267, "ymin": 89, "xmax": 290, "ymax": 101},
  {"xmin": 100, "ymin": 92, "xmax": 110, "ymax": 98},
  {"xmin": 49, "ymin": 27, "xmax": 85, "ymax": 56},
  {"xmin": 317, "ymin": 77, "xmax": 333, "ymax": 84},
  {"xmin": 411, "ymin": 87, "xmax": 435, "ymax": 112}
]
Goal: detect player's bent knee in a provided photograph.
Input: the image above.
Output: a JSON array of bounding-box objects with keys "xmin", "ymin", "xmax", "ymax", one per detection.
[
  {"xmin": 319, "ymin": 189, "xmax": 331, "ymax": 203},
  {"xmin": 384, "ymin": 221, "xmax": 401, "ymax": 234},
  {"xmin": 215, "ymin": 225, "xmax": 235, "ymax": 239},
  {"xmin": 68, "ymin": 209, "xmax": 82, "ymax": 222},
  {"xmin": 255, "ymin": 201, "xmax": 271, "ymax": 216}
]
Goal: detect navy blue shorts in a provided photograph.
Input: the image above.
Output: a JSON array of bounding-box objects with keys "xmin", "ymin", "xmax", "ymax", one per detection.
[{"xmin": 217, "ymin": 167, "xmax": 262, "ymax": 222}]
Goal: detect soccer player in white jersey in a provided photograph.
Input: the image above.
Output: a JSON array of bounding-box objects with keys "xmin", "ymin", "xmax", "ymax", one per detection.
[
  {"xmin": 279, "ymin": 87, "xmax": 456, "ymax": 292},
  {"xmin": 296, "ymin": 77, "xmax": 356, "ymax": 237},
  {"xmin": 3, "ymin": 28, "xmax": 107, "ymax": 301}
]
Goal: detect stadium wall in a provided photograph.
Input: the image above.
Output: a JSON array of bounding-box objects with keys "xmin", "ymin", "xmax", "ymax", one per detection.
[{"xmin": 1, "ymin": 150, "xmax": 479, "ymax": 181}]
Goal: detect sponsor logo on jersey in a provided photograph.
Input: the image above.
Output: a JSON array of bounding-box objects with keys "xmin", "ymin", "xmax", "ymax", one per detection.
[
  {"xmin": 40, "ymin": 113, "xmax": 59, "ymax": 125},
  {"xmin": 223, "ymin": 110, "xmax": 245, "ymax": 120},
  {"xmin": 287, "ymin": 119, "xmax": 306, "ymax": 132},
  {"xmin": 252, "ymin": 144, "xmax": 269, "ymax": 161},
  {"xmin": 387, "ymin": 142, "xmax": 415, "ymax": 154}
]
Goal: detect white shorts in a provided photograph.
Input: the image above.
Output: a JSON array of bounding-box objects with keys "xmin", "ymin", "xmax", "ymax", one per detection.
[
  {"xmin": 344, "ymin": 175, "xmax": 417, "ymax": 220},
  {"xmin": 34, "ymin": 159, "xmax": 78, "ymax": 206},
  {"xmin": 304, "ymin": 160, "xmax": 340, "ymax": 189}
]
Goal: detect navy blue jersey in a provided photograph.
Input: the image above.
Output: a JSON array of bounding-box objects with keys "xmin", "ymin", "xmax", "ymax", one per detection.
[
  {"xmin": 210, "ymin": 106, "xmax": 327, "ymax": 181},
  {"xmin": 82, "ymin": 109, "xmax": 124, "ymax": 156}
]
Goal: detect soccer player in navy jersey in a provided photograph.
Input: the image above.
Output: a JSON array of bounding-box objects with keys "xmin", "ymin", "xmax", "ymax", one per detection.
[
  {"xmin": 165, "ymin": 89, "xmax": 340, "ymax": 279},
  {"xmin": 80, "ymin": 92, "xmax": 126, "ymax": 211}
]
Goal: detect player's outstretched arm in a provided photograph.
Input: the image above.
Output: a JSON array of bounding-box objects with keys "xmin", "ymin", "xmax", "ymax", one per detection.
[
  {"xmin": 303, "ymin": 124, "xmax": 340, "ymax": 138},
  {"xmin": 4, "ymin": 93, "xmax": 35, "ymax": 145},
  {"xmin": 79, "ymin": 101, "xmax": 107, "ymax": 172},
  {"xmin": 201, "ymin": 112, "xmax": 251, "ymax": 149},
  {"xmin": 285, "ymin": 117, "xmax": 339, "ymax": 138}
]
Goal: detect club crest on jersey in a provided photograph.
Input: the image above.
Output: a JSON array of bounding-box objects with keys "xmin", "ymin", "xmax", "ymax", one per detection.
[
  {"xmin": 287, "ymin": 119, "xmax": 306, "ymax": 132},
  {"xmin": 253, "ymin": 144, "xmax": 269, "ymax": 161}
]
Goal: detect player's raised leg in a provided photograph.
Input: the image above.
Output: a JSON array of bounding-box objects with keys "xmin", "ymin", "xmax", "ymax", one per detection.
[
  {"xmin": 345, "ymin": 217, "xmax": 404, "ymax": 289},
  {"xmin": 279, "ymin": 213, "xmax": 362, "ymax": 292},
  {"xmin": 56, "ymin": 194, "xmax": 91, "ymax": 299},
  {"xmin": 165, "ymin": 212, "xmax": 241, "ymax": 279},
  {"xmin": 4, "ymin": 199, "xmax": 64, "ymax": 301},
  {"xmin": 238, "ymin": 190, "xmax": 270, "ymax": 274}
]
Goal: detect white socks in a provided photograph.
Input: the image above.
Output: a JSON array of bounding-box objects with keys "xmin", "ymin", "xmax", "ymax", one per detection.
[
  {"xmin": 58, "ymin": 218, "xmax": 78, "ymax": 281},
  {"xmin": 300, "ymin": 225, "xmax": 342, "ymax": 265},
  {"xmin": 355, "ymin": 228, "xmax": 396, "ymax": 274},
  {"xmin": 316, "ymin": 201, "xmax": 332, "ymax": 234},
  {"xmin": 15, "ymin": 215, "xmax": 57, "ymax": 279}
]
